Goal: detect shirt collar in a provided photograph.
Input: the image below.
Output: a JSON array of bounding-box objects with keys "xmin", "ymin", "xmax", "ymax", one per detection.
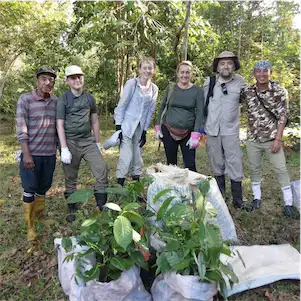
[{"xmin": 32, "ymin": 90, "xmax": 54, "ymax": 101}]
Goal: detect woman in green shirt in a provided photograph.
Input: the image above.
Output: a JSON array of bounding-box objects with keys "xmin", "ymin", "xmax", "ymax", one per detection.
[{"xmin": 155, "ymin": 61, "xmax": 204, "ymax": 171}]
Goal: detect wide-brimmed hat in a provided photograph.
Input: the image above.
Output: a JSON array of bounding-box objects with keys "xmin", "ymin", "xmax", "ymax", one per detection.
[
  {"xmin": 65, "ymin": 65, "xmax": 84, "ymax": 77},
  {"xmin": 36, "ymin": 67, "xmax": 57, "ymax": 79},
  {"xmin": 212, "ymin": 51, "xmax": 240, "ymax": 72},
  {"xmin": 103, "ymin": 130, "xmax": 122, "ymax": 150}
]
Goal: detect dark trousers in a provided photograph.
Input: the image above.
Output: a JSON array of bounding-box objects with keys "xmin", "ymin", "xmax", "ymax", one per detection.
[
  {"xmin": 20, "ymin": 154, "xmax": 56, "ymax": 201},
  {"xmin": 161, "ymin": 124, "xmax": 196, "ymax": 171}
]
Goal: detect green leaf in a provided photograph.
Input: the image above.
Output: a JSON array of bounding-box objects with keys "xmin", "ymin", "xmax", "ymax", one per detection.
[
  {"xmin": 83, "ymin": 265, "xmax": 100, "ymax": 282},
  {"xmin": 67, "ymin": 188, "xmax": 94, "ymax": 204},
  {"xmin": 198, "ymin": 180, "xmax": 210, "ymax": 196},
  {"xmin": 206, "ymin": 270, "xmax": 223, "ymax": 283},
  {"xmin": 122, "ymin": 211, "xmax": 144, "ymax": 227},
  {"xmin": 123, "ymin": 202, "xmax": 141, "ymax": 211},
  {"xmin": 81, "ymin": 217, "xmax": 98, "ymax": 227},
  {"xmin": 156, "ymin": 253, "xmax": 171, "ymax": 275},
  {"xmin": 220, "ymin": 244, "xmax": 231, "ymax": 256},
  {"xmin": 172, "ymin": 259, "xmax": 190, "ymax": 271},
  {"xmin": 113, "ymin": 216, "xmax": 133, "ymax": 250},
  {"xmin": 129, "ymin": 251, "xmax": 149, "ymax": 271},
  {"xmin": 109, "ymin": 256, "xmax": 134, "ymax": 271},
  {"xmin": 166, "ymin": 252, "xmax": 181, "ymax": 267},
  {"xmin": 195, "ymin": 193, "xmax": 204, "ymax": 211},
  {"xmin": 205, "ymin": 202, "xmax": 218, "ymax": 217},
  {"xmin": 199, "ymin": 222, "xmax": 206, "ymax": 241},
  {"xmin": 106, "ymin": 187, "xmax": 129, "ymax": 196},
  {"xmin": 220, "ymin": 262, "xmax": 239, "ymax": 283},
  {"xmin": 157, "ymin": 196, "xmax": 175, "ymax": 220},
  {"xmin": 152, "ymin": 189, "xmax": 172, "ymax": 204},
  {"xmin": 166, "ymin": 203, "xmax": 190, "ymax": 222},
  {"xmin": 61, "ymin": 237, "xmax": 73, "ymax": 252},
  {"xmin": 126, "ymin": 0, "xmax": 134, "ymax": 10},
  {"xmin": 165, "ymin": 240, "xmax": 181, "ymax": 251},
  {"xmin": 103, "ymin": 202, "xmax": 121, "ymax": 212},
  {"xmin": 197, "ymin": 252, "xmax": 206, "ymax": 279}
]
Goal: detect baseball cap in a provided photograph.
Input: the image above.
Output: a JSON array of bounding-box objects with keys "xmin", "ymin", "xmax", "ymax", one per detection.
[
  {"xmin": 254, "ymin": 60, "xmax": 272, "ymax": 70},
  {"xmin": 65, "ymin": 65, "xmax": 84, "ymax": 77},
  {"xmin": 36, "ymin": 67, "xmax": 57, "ymax": 79},
  {"xmin": 103, "ymin": 130, "xmax": 122, "ymax": 150}
]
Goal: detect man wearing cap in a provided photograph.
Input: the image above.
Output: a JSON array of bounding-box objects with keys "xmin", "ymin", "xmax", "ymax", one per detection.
[
  {"xmin": 56, "ymin": 65, "xmax": 108, "ymax": 221},
  {"xmin": 240, "ymin": 60, "xmax": 297, "ymax": 217},
  {"xmin": 16, "ymin": 67, "xmax": 57, "ymax": 241},
  {"xmin": 203, "ymin": 51, "xmax": 246, "ymax": 209}
]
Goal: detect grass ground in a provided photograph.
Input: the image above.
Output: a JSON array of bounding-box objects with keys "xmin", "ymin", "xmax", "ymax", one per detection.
[{"xmin": 0, "ymin": 129, "xmax": 300, "ymax": 301}]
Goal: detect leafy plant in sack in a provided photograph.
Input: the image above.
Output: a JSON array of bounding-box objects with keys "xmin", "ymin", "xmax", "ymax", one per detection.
[{"xmin": 151, "ymin": 179, "xmax": 239, "ymax": 300}]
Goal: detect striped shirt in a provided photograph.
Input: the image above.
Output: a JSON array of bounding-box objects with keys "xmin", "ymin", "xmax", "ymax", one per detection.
[{"xmin": 16, "ymin": 91, "xmax": 57, "ymax": 156}]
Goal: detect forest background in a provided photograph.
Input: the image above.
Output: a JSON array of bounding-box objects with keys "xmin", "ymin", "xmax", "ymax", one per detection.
[{"xmin": 0, "ymin": 0, "xmax": 300, "ymax": 131}]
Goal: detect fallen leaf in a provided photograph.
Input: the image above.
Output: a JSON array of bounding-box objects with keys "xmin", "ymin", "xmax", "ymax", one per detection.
[
  {"xmin": 264, "ymin": 290, "xmax": 277, "ymax": 301},
  {"xmin": 0, "ymin": 200, "xmax": 5, "ymax": 205},
  {"xmin": 48, "ymin": 257, "xmax": 57, "ymax": 268}
]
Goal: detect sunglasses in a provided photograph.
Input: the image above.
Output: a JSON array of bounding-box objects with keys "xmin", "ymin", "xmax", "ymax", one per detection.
[{"xmin": 221, "ymin": 83, "xmax": 228, "ymax": 95}]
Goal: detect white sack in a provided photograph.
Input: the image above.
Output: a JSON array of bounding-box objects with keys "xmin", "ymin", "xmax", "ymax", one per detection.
[
  {"xmin": 80, "ymin": 265, "xmax": 152, "ymax": 301},
  {"xmin": 220, "ymin": 244, "xmax": 301, "ymax": 297},
  {"xmin": 54, "ymin": 237, "xmax": 96, "ymax": 301},
  {"xmin": 151, "ymin": 272, "xmax": 217, "ymax": 301},
  {"xmin": 291, "ymin": 180, "xmax": 300, "ymax": 211},
  {"xmin": 146, "ymin": 164, "xmax": 238, "ymax": 242}
]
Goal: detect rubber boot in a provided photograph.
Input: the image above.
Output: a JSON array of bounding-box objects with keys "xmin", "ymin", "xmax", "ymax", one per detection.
[
  {"xmin": 117, "ymin": 178, "xmax": 125, "ymax": 186},
  {"xmin": 132, "ymin": 175, "xmax": 140, "ymax": 181},
  {"xmin": 65, "ymin": 193, "xmax": 78, "ymax": 223},
  {"xmin": 214, "ymin": 175, "xmax": 225, "ymax": 199},
  {"xmin": 95, "ymin": 192, "xmax": 107, "ymax": 210},
  {"xmin": 35, "ymin": 195, "xmax": 45, "ymax": 220},
  {"xmin": 230, "ymin": 180, "xmax": 243, "ymax": 208},
  {"xmin": 23, "ymin": 202, "xmax": 37, "ymax": 241}
]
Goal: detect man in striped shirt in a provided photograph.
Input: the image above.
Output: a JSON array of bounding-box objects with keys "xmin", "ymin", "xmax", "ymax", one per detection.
[{"xmin": 16, "ymin": 67, "xmax": 57, "ymax": 241}]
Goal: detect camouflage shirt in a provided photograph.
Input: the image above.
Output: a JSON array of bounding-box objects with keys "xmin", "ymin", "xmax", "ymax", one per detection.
[{"xmin": 240, "ymin": 82, "xmax": 288, "ymax": 143}]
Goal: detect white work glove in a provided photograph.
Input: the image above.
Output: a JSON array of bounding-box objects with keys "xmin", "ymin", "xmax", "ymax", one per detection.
[
  {"xmin": 155, "ymin": 125, "xmax": 163, "ymax": 140},
  {"xmin": 61, "ymin": 147, "xmax": 72, "ymax": 164},
  {"xmin": 186, "ymin": 132, "xmax": 201, "ymax": 149}
]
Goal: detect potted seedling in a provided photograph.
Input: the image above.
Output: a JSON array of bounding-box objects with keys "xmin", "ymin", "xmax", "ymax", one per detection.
[{"xmin": 151, "ymin": 180, "xmax": 239, "ymax": 301}]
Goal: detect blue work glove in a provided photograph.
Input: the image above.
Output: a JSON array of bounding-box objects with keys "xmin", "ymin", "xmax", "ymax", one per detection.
[{"xmin": 199, "ymin": 128, "xmax": 206, "ymax": 135}]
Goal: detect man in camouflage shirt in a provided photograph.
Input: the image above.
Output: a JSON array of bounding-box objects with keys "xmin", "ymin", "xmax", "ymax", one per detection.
[{"xmin": 241, "ymin": 60, "xmax": 296, "ymax": 217}]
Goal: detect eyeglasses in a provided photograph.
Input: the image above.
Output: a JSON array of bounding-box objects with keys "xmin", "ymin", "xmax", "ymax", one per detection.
[{"xmin": 221, "ymin": 83, "xmax": 228, "ymax": 95}]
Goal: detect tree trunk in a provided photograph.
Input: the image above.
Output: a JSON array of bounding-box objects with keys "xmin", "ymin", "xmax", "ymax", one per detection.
[{"xmin": 182, "ymin": 1, "xmax": 191, "ymax": 61}]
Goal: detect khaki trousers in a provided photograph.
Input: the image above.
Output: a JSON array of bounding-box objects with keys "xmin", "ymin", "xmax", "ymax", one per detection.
[
  {"xmin": 246, "ymin": 140, "xmax": 290, "ymax": 187},
  {"xmin": 206, "ymin": 134, "xmax": 243, "ymax": 182},
  {"xmin": 63, "ymin": 136, "xmax": 108, "ymax": 194}
]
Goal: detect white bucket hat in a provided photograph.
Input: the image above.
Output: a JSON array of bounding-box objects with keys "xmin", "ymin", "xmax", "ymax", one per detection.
[
  {"xmin": 65, "ymin": 65, "xmax": 84, "ymax": 77},
  {"xmin": 103, "ymin": 130, "xmax": 122, "ymax": 150}
]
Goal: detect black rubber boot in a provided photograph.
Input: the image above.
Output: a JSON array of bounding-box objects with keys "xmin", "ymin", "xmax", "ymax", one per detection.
[
  {"xmin": 215, "ymin": 175, "xmax": 225, "ymax": 198},
  {"xmin": 65, "ymin": 192, "xmax": 78, "ymax": 223},
  {"xmin": 117, "ymin": 178, "xmax": 125, "ymax": 186},
  {"xmin": 230, "ymin": 180, "xmax": 243, "ymax": 208},
  {"xmin": 95, "ymin": 192, "xmax": 107, "ymax": 210},
  {"xmin": 67, "ymin": 204, "xmax": 77, "ymax": 222},
  {"xmin": 251, "ymin": 199, "xmax": 261, "ymax": 211},
  {"xmin": 132, "ymin": 175, "xmax": 140, "ymax": 181},
  {"xmin": 284, "ymin": 205, "xmax": 293, "ymax": 218}
]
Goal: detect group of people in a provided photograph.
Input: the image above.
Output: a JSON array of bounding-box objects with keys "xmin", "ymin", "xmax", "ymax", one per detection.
[{"xmin": 16, "ymin": 52, "xmax": 296, "ymax": 242}]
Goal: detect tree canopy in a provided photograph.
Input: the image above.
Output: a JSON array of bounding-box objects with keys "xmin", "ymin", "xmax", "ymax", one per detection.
[{"xmin": 0, "ymin": 0, "xmax": 299, "ymax": 122}]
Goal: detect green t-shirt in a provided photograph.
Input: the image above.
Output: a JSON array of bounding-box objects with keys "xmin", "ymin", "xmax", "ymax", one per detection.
[
  {"xmin": 157, "ymin": 84, "xmax": 204, "ymax": 132},
  {"xmin": 56, "ymin": 91, "xmax": 97, "ymax": 139}
]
